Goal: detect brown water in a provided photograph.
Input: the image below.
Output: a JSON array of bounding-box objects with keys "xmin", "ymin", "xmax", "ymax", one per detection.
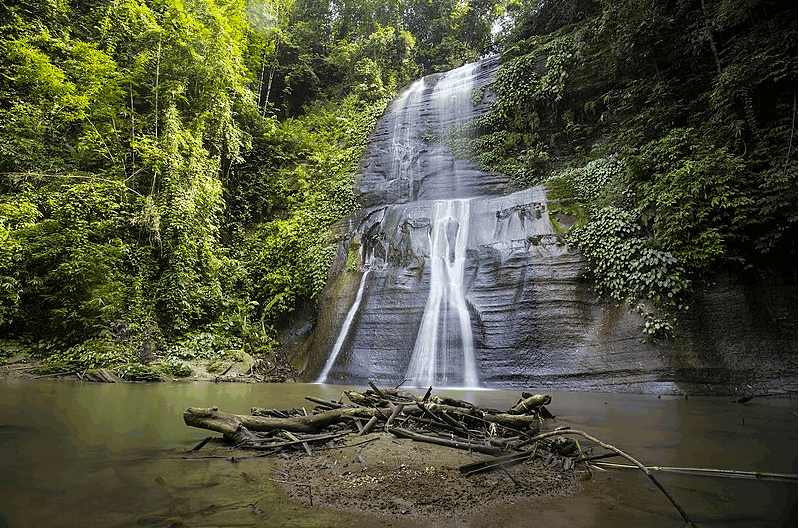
[{"xmin": 0, "ymin": 380, "xmax": 795, "ymax": 527}]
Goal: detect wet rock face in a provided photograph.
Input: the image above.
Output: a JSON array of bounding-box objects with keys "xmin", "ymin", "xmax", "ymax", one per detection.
[
  {"xmin": 297, "ymin": 58, "xmax": 797, "ymax": 394},
  {"xmin": 354, "ymin": 57, "xmax": 509, "ymax": 208}
]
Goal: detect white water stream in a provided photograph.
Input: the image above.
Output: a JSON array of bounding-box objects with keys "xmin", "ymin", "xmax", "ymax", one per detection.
[
  {"xmin": 316, "ymin": 270, "xmax": 370, "ymax": 383},
  {"xmin": 404, "ymin": 63, "xmax": 480, "ymax": 387},
  {"xmin": 319, "ymin": 62, "xmax": 484, "ymax": 387},
  {"xmin": 405, "ymin": 199, "xmax": 478, "ymax": 387},
  {"xmin": 390, "ymin": 78, "xmax": 424, "ymax": 199}
]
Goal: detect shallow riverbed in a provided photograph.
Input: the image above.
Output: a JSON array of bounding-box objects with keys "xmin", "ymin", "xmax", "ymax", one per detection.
[{"xmin": 0, "ymin": 381, "xmax": 795, "ymax": 527}]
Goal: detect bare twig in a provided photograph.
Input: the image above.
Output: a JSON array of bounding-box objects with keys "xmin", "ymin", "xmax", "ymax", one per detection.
[
  {"xmin": 190, "ymin": 437, "xmax": 213, "ymax": 452},
  {"xmin": 283, "ymin": 431, "xmax": 312, "ymax": 456},
  {"xmin": 320, "ymin": 437, "xmax": 380, "ymax": 451},
  {"xmin": 594, "ymin": 462, "xmax": 797, "ymax": 482},
  {"xmin": 394, "ymin": 379, "xmax": 413, "ymax": 389}
]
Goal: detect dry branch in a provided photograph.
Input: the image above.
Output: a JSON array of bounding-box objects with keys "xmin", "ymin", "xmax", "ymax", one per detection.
[
  {"xmin": 459, "ymin": 451, "xmax": 537, "ymax": 476},
  {"xmin": 521, "ymin": 429, "xmax": 696, "ymax": 527},
  {"xmin": 389, "ymin": 427, "xmax": 506, "ymax": 456}
]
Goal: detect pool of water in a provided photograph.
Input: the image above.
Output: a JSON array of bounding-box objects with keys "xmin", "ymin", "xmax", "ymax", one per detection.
[{"xmin": 0, "ymin": 380, "xmax": 795, "ymax": 527}]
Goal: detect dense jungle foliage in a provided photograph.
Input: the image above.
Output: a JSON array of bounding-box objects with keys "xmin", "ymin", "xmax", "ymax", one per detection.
[
  {"xmin": 0, "ymin": 0, "xmax": 795, "ymax": 376},
  {"xmin": 457, "ymin": 0, "xmax": 797, "ymax": 338},
  {"xmin": 0, "ymin": 0, "xmax": 500, "ymax": 376}
]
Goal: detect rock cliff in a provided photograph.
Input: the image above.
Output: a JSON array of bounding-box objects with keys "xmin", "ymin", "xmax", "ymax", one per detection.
[{"xmin": 288, "ymin": 57, "xmax": 797, "ymax": 395}]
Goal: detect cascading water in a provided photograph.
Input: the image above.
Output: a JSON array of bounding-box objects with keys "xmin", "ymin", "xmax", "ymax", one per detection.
[
  {"xmin": 422, "ymin": 62, "xmax": 478, "ymax": 199},
  {"xmin": 315, "ymin": 61, "xmax": 496, "ymax": 388},
  {"xmin": 316, "ymin": 270, "xmax": 371, "ymax": 383},
  {"xmin": 305, "ymin": 56, "xmax": 796, "ymax": 395},
  {"xmin": 312, "ymin": 58, "xmax": 583, "ymax": 390},
  {"xmin": 405, "ymin": 199, "xmax": 478, "ymax": 388},
  {"xmin": 390, "ymin": 79, "xmax": 424, "ymax": 200},
  {"xmin": 401, "ymin": 62, "xmax": 482, "ymax": 387}
]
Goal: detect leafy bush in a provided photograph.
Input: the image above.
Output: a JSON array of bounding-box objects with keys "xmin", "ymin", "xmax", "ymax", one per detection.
[
  {"xmin": 0, "ymin": 180, "xmax": 135, "ymax": 342},
  {"xmin": 59, "ymin": 338, "xmax": 130, "ymax": 370},
  {"xmin": 118, "ymin": 363, "xmax": 163, "ymax": 382},
  {"xmin": 547, "ymin": 156, "xmax": 627, "ymax": 216},
  {"xmin": 0, "ymin": 196, "xmax": 38, "ymax": 326},
  {"xmin": 628, "ymin": 128, "xmax": 750, "ymax": 270},
  {"xmin": 156, "ymin": 357, "xmax": 193, "ymax": 378},
  {"xmin": 162, "ymin": 331, "xmax": 244, "ymax": 361},
  {"xmin": 239, "ymin": 94, "xmax": 390, "ymax": 325},
  {"xmin": 569, "ymin": 207, "xmax": 690, "ymax": 339}
]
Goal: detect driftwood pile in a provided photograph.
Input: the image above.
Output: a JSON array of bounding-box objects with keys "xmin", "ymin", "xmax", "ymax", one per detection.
[
  {"xmin": 183, "ymin": 383, "xmax": 584, "ymax": 474},
  {"xmin": 182, "ymin": 383, "xmax": 697, "ymax": 526}
]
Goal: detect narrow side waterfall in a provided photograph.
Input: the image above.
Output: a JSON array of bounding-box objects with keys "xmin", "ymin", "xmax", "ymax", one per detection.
[
  {"xmin": 316, "ymin": 270, "xmax": 370, "ymax": 383},
  {"xmin": 405, "ymin": 199, "xmax": 478, "ymax": 388}
]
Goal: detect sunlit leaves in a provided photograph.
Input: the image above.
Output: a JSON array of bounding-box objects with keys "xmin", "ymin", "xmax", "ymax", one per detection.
[
  {"xmin": 0, "ymin": 180, "xmax": 135, "ymax": 341},
  {"xmin": 240, "ymin": 94, "xmax": 389, "ymax": 323},
  {"xmin": 475, "ymin": 0, "xmax": 797, "ymax": 340}
]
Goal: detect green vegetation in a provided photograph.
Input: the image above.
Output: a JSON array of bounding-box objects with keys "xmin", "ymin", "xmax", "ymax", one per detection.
[
  {"xmin": 0, "ymin": 0, "xmax": 499, "ymax": 376},
  {"xmin": 456, "ymin": 0, "xmax": 796, "ymax": 337},
  {"xmin": 0, "ymin": 0, "xmax": 793, "ymax": 369}
]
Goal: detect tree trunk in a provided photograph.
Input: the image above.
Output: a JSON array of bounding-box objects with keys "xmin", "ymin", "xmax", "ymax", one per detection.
[{"xmin": 183, "ymin": 406, "xmax": 377, "ymax": 437}]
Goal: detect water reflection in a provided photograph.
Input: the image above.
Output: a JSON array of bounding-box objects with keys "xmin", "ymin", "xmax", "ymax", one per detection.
[{"xmin": 0, "ymin": 380, "xmax": 795, "ymax": 527}]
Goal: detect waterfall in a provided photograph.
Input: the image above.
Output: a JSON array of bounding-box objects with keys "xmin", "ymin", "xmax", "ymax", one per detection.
[
  {"xmin": 305, "ymin": 55, "xmax": 794, "ymax": 395},
  {"xmin": 405, "ymin": 199, "xmax": 478, "ymax": 388},
  {"xmin": 313, "ymin": 58, "xmax": 504, "ymax": 388},
  {"xmin": 316, "ymin": 270, "xmax": 371, "ymax": 383},
  {"xmin": 390, "ymin": 79, "xmax": 425, "ymax": 200},
  {"xmin": 401, "ymin": 63, "xmax": 481, "ymax": 387},
  {"xmin": 431, "ymin": 62, "xmax": 477, "ymax": 132}
]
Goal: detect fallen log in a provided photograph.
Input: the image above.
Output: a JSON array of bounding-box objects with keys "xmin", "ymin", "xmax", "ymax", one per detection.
[
  {"xmin": 358, "ymin": 414, "xmax": 380, "ymax": 436},
  {"xmin": 305, "ymin": 396, "xmax": 350, "ymax": 409},
  {"xmin": 368, "ymin": 381, "xmax": 388, "ymax": 401},
  {"xmin": 421, "ymin": 403, "xmax": 541, "ymax": 433},
  {"xmin": 508, "ymin": 394, "xmax": 551, "ymax": 415},
  {"xmin": 385, "ymin": 403, "xmax": 406, "ymax": 429},
  {"xmin": 438, "ymin": 410, "xmax": 471, "ymax": 435},
  {"xmin": 183, "ymin": 406, "xmax": 378, "ymax": 437}
]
